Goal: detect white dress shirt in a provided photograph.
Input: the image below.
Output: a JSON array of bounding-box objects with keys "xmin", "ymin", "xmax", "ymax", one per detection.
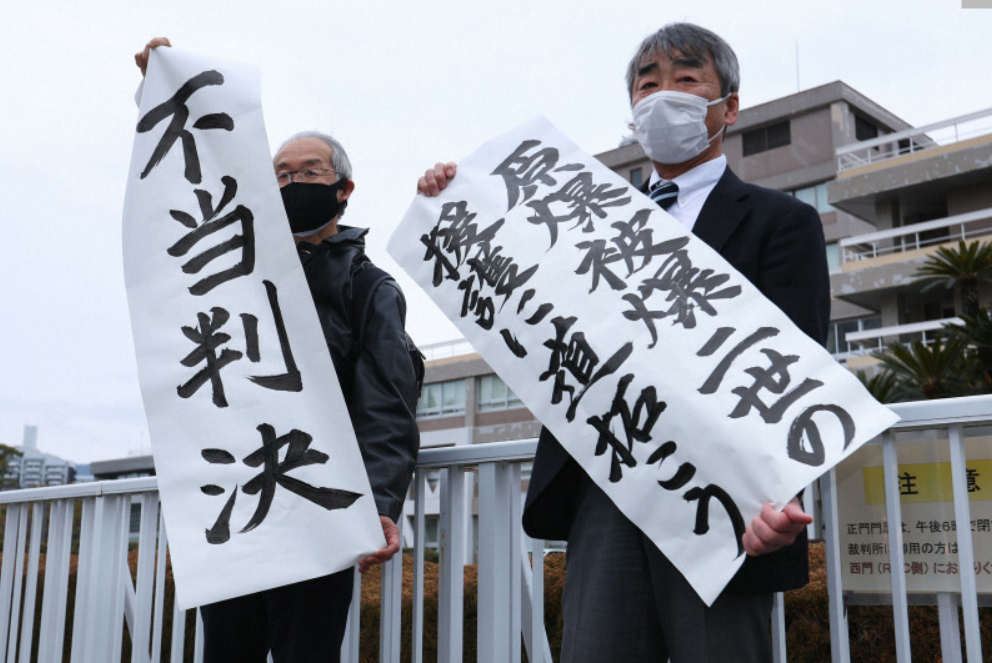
[{"xmin": 647, "ymin": 155, "xmax": 727, "ymax": 232}]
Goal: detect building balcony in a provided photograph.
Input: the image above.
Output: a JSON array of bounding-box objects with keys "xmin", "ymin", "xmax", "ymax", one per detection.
[
  {"xmin": 842, "ymin": 318, "xmax": 961, "ymax": 370},
  {"xmin": 836, "ymin": 107, "xmax": 992, "ymax": 174},
  {"xmin": 830, "ymin": 109, "xmax": 992, "ymax": 225},
  {"xmin": 830, "ymin": 206, "xmax": 992, "ymax": 310},
  {"xmin": 839, "ymin": 206, "xmax": 992, "ymax": 267}
]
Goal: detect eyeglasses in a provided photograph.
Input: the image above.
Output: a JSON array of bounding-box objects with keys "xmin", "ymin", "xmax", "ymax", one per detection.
[{"xmin": 275, "ymin": 168, "xmax": 338, "ymax": 185}]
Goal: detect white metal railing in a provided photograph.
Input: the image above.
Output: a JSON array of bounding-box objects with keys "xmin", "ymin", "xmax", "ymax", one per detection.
[
  {"xmin": 821, "ymin": 395, "xmax": 991, "ymax": 663},
  {"xmin": 837, "ymin": 107, "xmax": 992, "ymax": 172},
  {"xmin": 2, "ymin": 406, "xmax": 988, "ymax": 661},
  {"xmin": 839, "ymin": 206, "xmax": 992, "ymax": 265},
  {"xmin": 0, "ymin": 477, "xmax": 182, "ymax": 663},
  {"xmin": 844, "ymin": 317, "xmax": 963, "ymax": 357}
]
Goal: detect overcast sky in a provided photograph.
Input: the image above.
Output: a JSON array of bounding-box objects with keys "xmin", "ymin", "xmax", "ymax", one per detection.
[{"xmin": 1, "ymin": 0, "xmax": 990, "ymax": 464}]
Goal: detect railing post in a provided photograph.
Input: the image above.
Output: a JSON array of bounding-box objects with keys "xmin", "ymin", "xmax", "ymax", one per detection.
[
  {"xmin": 881, "ymin": 433, "xmax": 912, "ymax": 662},
  {"xmin": 380, "ymin": 523, "xmax": 403, "ymax": 663},
  {"xmin": 937, "ymin": 592, "xmax": 962, "ymax": 663},
  {"xmin": 508, "ymin": 464, "xmax": 522, "ymax": 663},
  {"xmin": 438, "ymin": 467, "xmax": 466, "ymax": 663},
  {"xmin": 821, "ymin": 470, "xmax": 851, "ymax": 663},
  {"xmin": 948, "ymin": 424, "xmax": 983, "ymax": 662},
  {"xmin": 37, "ymin": 500, "xmax": 69, "ymax": 663},
  {"xmin": 0, "ymin": 503, "xmax": 26, "ymax": 663},
  {"xmin": 152, "ymin": 512, "xmax": 168, "ymax": 663},
  {"xmin": 131, "ymin": 492, "xmax": 160, "ymax": 663},
  {"xmin": 341, "ymin": 567, "xmax": 361, "ymax": 663},
  {"xmin": 521, "ymin": 535, "xmax": 552, "ymax": 663},
  {"xmin": 771, "ymin": 592, "xmax": 786, "ymax": 663},
  {"xmin": 412, "ymin": 470, "xmax": 427, "ymax": 663},
  {"xmin": 69, "ymin": 497, "xmax": 95, "ymax": 663},
  {"xmin": 477, "ymin": 463, "xmax": 513, "ymax": 663},
  {"xmin": 6, "ymin": 503, "xmax": 28, "ymax": 663},
  {"xmin": 169, "ymin": 589, "xmax": 186, "ymax": 663}
]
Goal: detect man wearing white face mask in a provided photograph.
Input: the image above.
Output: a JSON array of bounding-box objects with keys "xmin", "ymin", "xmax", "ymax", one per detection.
[{"xmin": 419, "ymin": 22, "xmax": 829, "ymax": 663}]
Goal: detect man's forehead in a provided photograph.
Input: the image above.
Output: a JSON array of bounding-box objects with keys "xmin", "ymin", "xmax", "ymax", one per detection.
[
  {"xmin": 273, "ymin": 138, "xmax": 333, "ymax": 168},
  {"xmin": 637, "ymin": 48, "xmax": 709, "ymax": 74}
]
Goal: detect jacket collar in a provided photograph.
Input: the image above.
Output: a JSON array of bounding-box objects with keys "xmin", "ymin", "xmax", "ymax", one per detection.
[{"xmin": 689, "ymin": 166, "xmax": 750, "ymax": 253}]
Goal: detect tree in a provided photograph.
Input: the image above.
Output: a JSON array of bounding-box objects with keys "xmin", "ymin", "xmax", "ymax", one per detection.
[
  {"xmin": 855, "ymin": 369, "xmax": 903, "ymax": 404},
  {"xmin": 0, "ymin": 443, "xmax": 22, "ymax": 490},
  {"xmin": 913, "ymin": 240, "xmax": 992, "ymax": 319},
  {"xmin": 871, "ymin": 337, "xmax": 972, "ymax": 400},
  {"xmin": 943, "ymin": 307, "xmax": 992, "ymax": 392}
]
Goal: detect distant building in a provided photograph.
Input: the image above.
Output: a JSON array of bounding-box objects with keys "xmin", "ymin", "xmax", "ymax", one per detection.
[
  {"xmin": 90, "ymin": 454, "xmax": 156, "ymax": 481},
  {"xmin": 3, "ymin": 425, "xmax": 78, "ymax": 488},
  {"xmin": 596, "ymin": 80, "xmax": 992, "ymax": 368}
]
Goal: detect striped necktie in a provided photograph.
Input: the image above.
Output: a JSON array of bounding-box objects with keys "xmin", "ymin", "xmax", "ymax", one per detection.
[{"xmin": 649, "ymin": 181, "xmax": 679, "ymax": 211}]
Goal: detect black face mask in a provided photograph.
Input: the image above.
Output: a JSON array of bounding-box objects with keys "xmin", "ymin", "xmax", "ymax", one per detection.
[{"xmin": 280, "ymin": 180, "xmax": 348, "ymax": 235}]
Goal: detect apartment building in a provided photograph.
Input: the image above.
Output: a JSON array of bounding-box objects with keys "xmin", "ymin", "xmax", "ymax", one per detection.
[{"xmin": 2, "ymin": 425, "xmax": 78, "ymax": 489}]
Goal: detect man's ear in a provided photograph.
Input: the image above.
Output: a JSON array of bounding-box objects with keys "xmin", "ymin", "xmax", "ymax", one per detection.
[
  {"xmin": 724, "ymin": 92, "xmax": 740, "ymax": 127},
  {"xmin": 339, "ymin": 179, "xmax": 355, "ymax": 202}
]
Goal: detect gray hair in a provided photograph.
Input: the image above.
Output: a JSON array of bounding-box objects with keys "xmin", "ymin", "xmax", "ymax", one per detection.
[
  {"xmin": 625, "ymin": 23, "xmax": 740, "ymax": 99},
  {"xmin": 276, "ymin": 130, "xmax": 353, "ymax": 181}
]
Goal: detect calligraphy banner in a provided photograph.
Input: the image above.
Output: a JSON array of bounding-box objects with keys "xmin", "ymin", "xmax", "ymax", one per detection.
[
  {"xmin": 388, "ymin": 117, "xmax": 899, "ymax": 605},
  {"xmin": 122, "ymin": 48, "xmax": 383, "ymax": 609}
]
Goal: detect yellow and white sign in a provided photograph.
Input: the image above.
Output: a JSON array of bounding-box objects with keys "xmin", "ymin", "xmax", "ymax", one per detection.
[{"xmin": 835, "ymin": 435, "xmax": 992, "ymax": 594}]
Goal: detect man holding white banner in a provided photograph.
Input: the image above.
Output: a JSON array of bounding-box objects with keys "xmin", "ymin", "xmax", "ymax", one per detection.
[
  {"xmin": 134, "ymin": 40, "xmax": 420, "ymax": 663},
  {"xmin": 419, "ymin": 23, "xmax": 829, "ymax": 663}
]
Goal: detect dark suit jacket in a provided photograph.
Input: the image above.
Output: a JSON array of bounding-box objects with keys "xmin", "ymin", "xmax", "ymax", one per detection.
[{"xmin": 522, "ymin": 165, "xmax": 831, "ymax": 594}]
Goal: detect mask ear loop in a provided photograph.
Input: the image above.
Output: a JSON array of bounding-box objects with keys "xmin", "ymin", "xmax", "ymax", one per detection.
[{"xmin": 702, "ymin": 93, "xmax": 733, "ymax": 142}]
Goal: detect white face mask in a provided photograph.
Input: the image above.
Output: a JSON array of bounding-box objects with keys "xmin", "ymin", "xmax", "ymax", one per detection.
[{"xmin": 632, "ymin": 90, "xmax": 729, "ymax": 165}]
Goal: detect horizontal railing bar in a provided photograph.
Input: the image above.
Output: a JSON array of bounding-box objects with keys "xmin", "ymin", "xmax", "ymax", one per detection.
[
  {"xmin": 877, "ymin": 395, "xmax": 992, "ymax": 432},
  {"xmin": 845, "ymin": 318, "xmax": 961, "ymax": 343},
  {"xmin": 417, "ymin": 439, "xmax": 538, "ymax": 468},
  {"xmin": 0, "ymin": 476, "xmax": 158, "ymax": 504},
  {"xmin": 835, "ymin": 107, "xmax": 992, "ymax": 155},
  {"xmin": 838, "ymin": 206, "xmax": 992, "ymax": 248},
  {"xmin": 3, "ymin": 397, "xmax": 990, "ymax": 508},
  {"xmin": 844, "ymin": 592, "xmax": 992, "ymax": 607}
]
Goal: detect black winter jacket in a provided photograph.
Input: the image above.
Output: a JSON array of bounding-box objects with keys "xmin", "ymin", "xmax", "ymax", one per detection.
[{"xmin": 297, "ymin": 225, "xmax": 419, "ymax": 522}]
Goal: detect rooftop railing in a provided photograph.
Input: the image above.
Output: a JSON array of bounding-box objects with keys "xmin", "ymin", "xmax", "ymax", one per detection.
[
  {"xmin": 418, "ymin": 338, "xmax": 478, "ymax": 362},
  {"xmin": 836, "ymin": 107, "xmax": 992, "ymax": 172},
  {"xmin": 838, "ymin": 205, "xmax": 992, "ymax": 266},
  {"xmin": 1, "ymin": 397, "xmax": 989, "ymax": 662},
  {"xmin": 844, "ymin": 318, "xmax": 962, "ymax": 357}
]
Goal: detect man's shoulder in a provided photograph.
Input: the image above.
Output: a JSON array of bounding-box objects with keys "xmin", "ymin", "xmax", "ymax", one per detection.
[{"xmin": 718, "ymin": 168, "xmax": 819, "ymax": 219}]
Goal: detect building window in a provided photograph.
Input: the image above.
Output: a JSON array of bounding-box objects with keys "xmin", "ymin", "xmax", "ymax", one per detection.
[
  {"xmin": 741, "ymin": 121, "xmax": 791, "ymax": 156},
  {"xmin": 827, "ymin": 316, "xmax": 882, "ymax": 356},
  {"xmin": 416, "ymin": 379, "xmax": 466, "ymax": 418},
  {"xmin": 477, "ymin": 375, "xmax": 523, "ymax": 412},
  {"xmin": 790, "ymin": 182, "xmax": 835, "ymax": 214},
  {"xmin": 855, "ymin": 115, "xmax": 879, "ymax": 142},
  {"xmin": 629, "ymin": 167, "xmax": 643, "ymax": 188}
]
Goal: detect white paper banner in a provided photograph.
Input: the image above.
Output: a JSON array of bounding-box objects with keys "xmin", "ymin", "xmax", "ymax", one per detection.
[
  {"xmin": 122, "ymin": 48, "xmax": 383, "ymax": 609},
  {"xmin": 389, "ymin": 117, "xmax": 900, "ymax": 605}
]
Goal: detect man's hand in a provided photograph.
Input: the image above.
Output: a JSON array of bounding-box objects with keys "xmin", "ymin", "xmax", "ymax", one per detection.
[
  {"xmin": 359, "ymin": 515, "xmax": 400, "ymax": 573},
  {"xmin": 135, "ymin": 37, "xmax": 172, "ymax": 76},
  {"xmin": 417, "ymin": 162, "xmax": 457, "ymax": 196},
  {"xmin": 742, "ymin": 497, "xmax": 812, "ymax": 556}
]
